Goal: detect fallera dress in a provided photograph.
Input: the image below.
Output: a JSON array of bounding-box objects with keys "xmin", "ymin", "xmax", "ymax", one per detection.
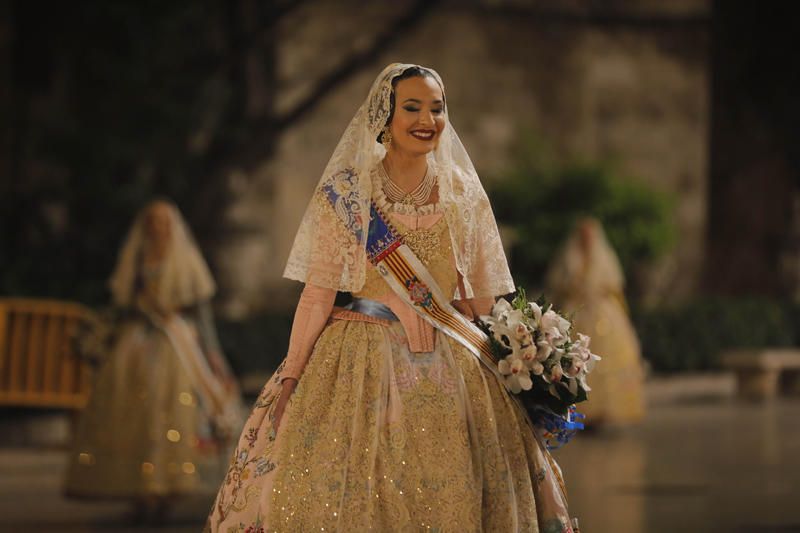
[
  {"xmin": 554, "ymin": 287, "xmax": 645, "ymax": 427},
  {"xmin": 64, "ymin": 201, "xmax": 244, "ymax": 500},
  {"xmin": 547, "ymin": 219, "xmax": 645, "ymax": 428},
  {"xmin": 64, "ymin": 302, "xmax": 243, "ymax": 498},
  {"xmin": 206, "ymin": 184, "xmax": 569, "ymax": 532}
]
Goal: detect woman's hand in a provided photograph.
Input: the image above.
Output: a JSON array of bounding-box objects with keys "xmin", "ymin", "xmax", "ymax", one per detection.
[
  {"xmin": 451, "ymin": 299, "xmax": 474, "ymax": 320},
  {"xmin": 272, "ymin": 378, "xmax": 298, "ymax": 430}
]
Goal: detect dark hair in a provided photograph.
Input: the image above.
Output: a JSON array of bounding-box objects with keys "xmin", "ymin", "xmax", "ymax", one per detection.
[{"xmin": 377, "ymin": 66, "xmax": 440, "ymax": 143}]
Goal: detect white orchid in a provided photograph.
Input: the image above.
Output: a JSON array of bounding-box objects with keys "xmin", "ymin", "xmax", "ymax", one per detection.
[
  {"xmin": 491, "ymin": 298, "xmax": 513, "ymax": 316},
  {"xmin": 541, "ymin": 362, "xmax": 564, "ymax": 384},
  {"xmin": 488, "ymin": 320, "xmax": 514, "ymax": 348},
  {"xmin": 483, "ymin": 300, "xmax": 533, "ymax": 352},
  {"xmin": 528, "ymin": 301, "xmax": 543, "ymax": 325},
  {"xmin": 519, "ymin": 343, "xmax": 536, "ymax": 362},
  {"xmin": 567, "ymin": 334, "xmax": 601, "ymax": 373},
  {"xmin": 497, "ymin": 356, "xmax": 533, "ymax": 393},
  {"xmin": 514, "ymin": 324, "xmax": 534, "ymax": 346},
  {"xmin": 564, "ymin": 359, "xmax": 584, "ymax": 378},
  {"xmin": 536, "ymin": 341, "xmax": 553, "ymax": 362},
  {"xmin": 540, "ymin": 308, "xmax": 570, "ymax": 346}
]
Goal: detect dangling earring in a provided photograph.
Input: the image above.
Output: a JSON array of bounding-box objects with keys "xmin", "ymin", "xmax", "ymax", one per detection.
[{"xmin": 381, "ymin": 127, "xmax": 393, "ymax": 149}]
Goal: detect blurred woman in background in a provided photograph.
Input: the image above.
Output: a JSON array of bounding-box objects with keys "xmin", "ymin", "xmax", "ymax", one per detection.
[
  {"xmin": 64, "ymin": 199, "xmax": 243, "ymax": 521},
  {"xmin": 547, "ymin": 217, "xmax": 646, "ymax": 429}
]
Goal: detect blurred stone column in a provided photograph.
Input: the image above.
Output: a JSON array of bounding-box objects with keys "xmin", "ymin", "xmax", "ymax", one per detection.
[
  {"xmin": 780, "ymin": 194, "xmax": 800, "ymax": 302},
  {"xmin": 706, "ymin": 1, "xmax": 799, "ymax": 296}
]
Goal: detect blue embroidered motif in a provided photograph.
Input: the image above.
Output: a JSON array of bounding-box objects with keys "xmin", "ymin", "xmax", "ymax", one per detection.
[
  {"xmin": 321, "ymin": 168, "xmax": 365, "ymax": 241},
  {"xmin": 365, "ymin": 203, "xmax": 400, "ymax": 264}
]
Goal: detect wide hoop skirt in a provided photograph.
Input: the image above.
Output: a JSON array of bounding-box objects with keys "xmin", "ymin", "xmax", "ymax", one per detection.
[{"xmin": 206, "ymin": 318, "xmax": 571, "ymax": 532}]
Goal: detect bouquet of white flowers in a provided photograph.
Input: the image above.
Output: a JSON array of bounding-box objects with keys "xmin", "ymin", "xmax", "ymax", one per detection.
[{"xmin": 477, "ymin": 288, "xmax": 601, "ymax": 448}]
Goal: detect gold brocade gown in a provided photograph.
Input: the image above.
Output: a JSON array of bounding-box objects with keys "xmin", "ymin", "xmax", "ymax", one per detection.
[
  {"xmin": 64, "ymin": 303, "xmax": 241, "ymax": 499},
  {"xmin": 546, "ymin": 218, "xmax": 645, "ymax": 429},
  {"xmin": 562, "ymin": 289, "xmax": 645, "ymax": 427},
  {"xmin": 206, "ymin": 212, "xmax": 567, "ymax": 532}
]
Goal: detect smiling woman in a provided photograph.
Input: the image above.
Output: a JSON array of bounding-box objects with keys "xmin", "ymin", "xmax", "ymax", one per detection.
[
  {"xmin": 204, "ymin": 63, "xmax": 576, "ymax": 533},
  {"xmin": 381, "ymin": 72, "xmax": 446, "ymax": 205}
]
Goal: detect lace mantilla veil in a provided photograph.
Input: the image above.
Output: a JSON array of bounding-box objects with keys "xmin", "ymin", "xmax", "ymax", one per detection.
[
  {"xmin": 109, "ymin": 200, "xmax": 217, "ymax": 310},
  {"xmin": 283, "ymin": 62, "xmax": 514, "ymax": 299},
  {"xmin": 546, "ymin": 217, "xmax": 625, "ymax": 297}
]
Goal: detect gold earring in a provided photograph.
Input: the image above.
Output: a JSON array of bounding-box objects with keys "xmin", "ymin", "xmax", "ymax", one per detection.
[{"xmin": 382, "ymin": 127, "xmax": 392, "ymax": 148}]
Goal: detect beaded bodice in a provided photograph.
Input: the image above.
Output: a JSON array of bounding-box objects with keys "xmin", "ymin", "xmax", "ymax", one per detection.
[
  {"xmin": 353, "ymin": 170, "xmax": 458, "ymax": 302},
  {"xmin": 354, "ymin": 214, "xmax": 458, "ymax": 302}
]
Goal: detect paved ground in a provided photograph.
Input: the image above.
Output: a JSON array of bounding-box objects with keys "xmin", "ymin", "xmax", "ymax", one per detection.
[
  {"xmin": 557, "ymin": 396, "xmax": 800, "ymax": 532},
  {"xmin": 0, "ymin": 449, "xmax": 212, "ymax": 532},
  {"xmin": 1, "ymin": 376, "xmax": 799, "ymax": 532}
]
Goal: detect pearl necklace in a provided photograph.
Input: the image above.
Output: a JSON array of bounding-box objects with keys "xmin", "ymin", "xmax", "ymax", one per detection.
[{"xmin": 380, "ymin": 163, "xmax": 437, "ymax": 206}]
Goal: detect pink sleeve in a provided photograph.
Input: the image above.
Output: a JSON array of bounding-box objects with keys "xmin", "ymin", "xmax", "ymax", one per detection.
[
  {"xmin": 454, "ymin": 272, "xmax": 495, "ymax": 319},
  {"xmin": 469, "ymin": 296, "xmax": 496, "ymax": 318},
  {"xmin": 281, "ymin": 284, "xmax": 337, "ymax": 382}
]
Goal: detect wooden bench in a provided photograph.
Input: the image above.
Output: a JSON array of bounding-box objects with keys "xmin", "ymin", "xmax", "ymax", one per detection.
[
  {"xmin": 0, "ymin": 298, "xmax": 95, "ymax": 409},
  {"xmin": 721, "ymin": 348, "xmax": 800, "ymax": 400}
]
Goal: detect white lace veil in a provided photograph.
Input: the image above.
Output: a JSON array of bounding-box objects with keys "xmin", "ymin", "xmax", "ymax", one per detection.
[
  {"xmin": 546, "ymin": 217, "xmax": 625, "ymax": 298},
  {"xmin": 283, "ymin": 62, "xmax": 514, "ymax": 299},
  {"xmin": 109, "ymin": 199, "xmax": 216, "ymax": 309}
]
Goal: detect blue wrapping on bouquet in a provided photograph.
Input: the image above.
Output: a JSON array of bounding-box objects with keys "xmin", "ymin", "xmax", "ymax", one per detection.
[{"xmin": 531, "ymin": 405, "xmax": 585, "ymax": 450}]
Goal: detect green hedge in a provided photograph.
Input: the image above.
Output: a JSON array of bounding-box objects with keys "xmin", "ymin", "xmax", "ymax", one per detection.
[
  {"xmin": 633, "ymin": 298, "xmax": 798, "ymax": 373},
  {"xmin": 487, "ymin": 132, "xmax": 676, "ymax": 295}
]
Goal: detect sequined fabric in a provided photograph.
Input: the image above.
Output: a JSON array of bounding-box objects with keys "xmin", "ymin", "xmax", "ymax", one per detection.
[
  {"xmin": 205, "ymin": 216, "xmax": 571, "ymax": 532},
  {"xmin": 208, "ymin": 322, "xmax": 555, "ymax": 532}
]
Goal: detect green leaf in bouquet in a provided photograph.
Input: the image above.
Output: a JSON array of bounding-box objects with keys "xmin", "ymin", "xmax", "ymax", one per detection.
[
  {"xmin": 512, "ymin": 286, "xmax": 529, "ymax": 312},
  {"xmin": 476, "ymin": 319, "xmax": 512, "ymax": 360},
  {"xmin": 574, "ymin": 385, "xmax": 588, "ymax": 404}
]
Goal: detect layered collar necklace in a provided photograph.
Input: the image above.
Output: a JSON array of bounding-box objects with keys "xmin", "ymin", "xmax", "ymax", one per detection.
[{"xmin": 379, "ymin": 162, "xmax": 437, "ymax": 206}]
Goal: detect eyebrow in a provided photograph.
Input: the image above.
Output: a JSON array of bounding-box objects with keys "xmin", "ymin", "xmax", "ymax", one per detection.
[{"xmin": 402, "ymin": 98, "xmax": 444, "ymax": 105}]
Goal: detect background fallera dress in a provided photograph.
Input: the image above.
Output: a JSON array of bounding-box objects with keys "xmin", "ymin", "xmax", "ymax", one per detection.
[
  {"xmin": 547, "ymin": 220, "xmax": 645, "ymax": 428},
  {"xmin": 64, "ymin": 294, "xmax": 243, "ymax": 499}
]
